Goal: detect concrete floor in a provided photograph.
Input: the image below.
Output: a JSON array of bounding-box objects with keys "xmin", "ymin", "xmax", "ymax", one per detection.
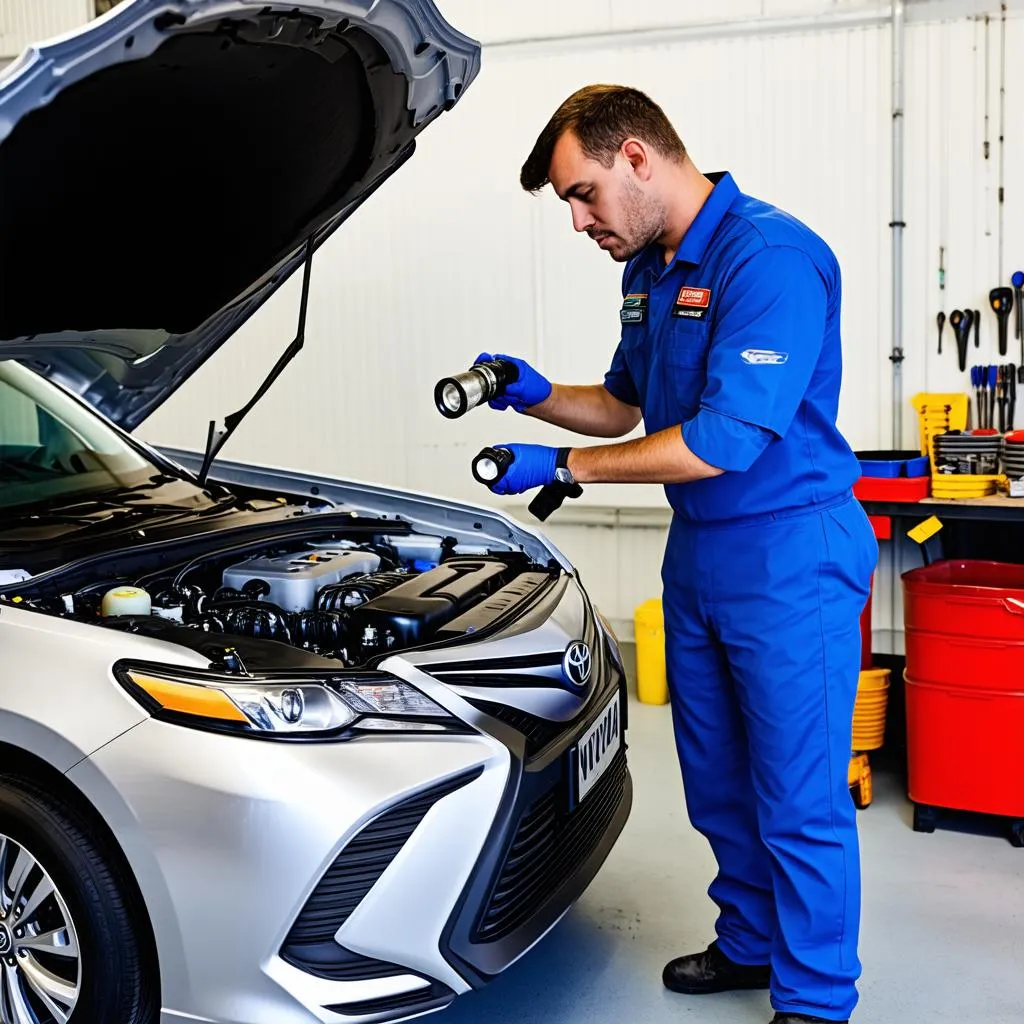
[{"xmin": 441, "ymin": 652, "xmax": 1024, "ymax": 1024}]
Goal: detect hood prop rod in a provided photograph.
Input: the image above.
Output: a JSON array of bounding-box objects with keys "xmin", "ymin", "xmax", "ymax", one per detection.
[{"xmin": 197, "ymin": 237, "xmax": 314, "ymax": 488}]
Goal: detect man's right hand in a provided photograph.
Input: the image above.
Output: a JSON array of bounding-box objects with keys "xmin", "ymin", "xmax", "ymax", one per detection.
[{"xmin": 475, "ymin": 352, "xmax": 552, "ymax": 413}]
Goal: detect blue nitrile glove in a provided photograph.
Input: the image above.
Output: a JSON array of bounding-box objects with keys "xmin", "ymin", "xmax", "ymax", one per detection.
[
  {"xmin": 474, "ymin": 352, "xmax": 552, "ymax": 412},
  {"xmin": 489, "ymin": 443, "xmax": 559, "ymax": 495}
]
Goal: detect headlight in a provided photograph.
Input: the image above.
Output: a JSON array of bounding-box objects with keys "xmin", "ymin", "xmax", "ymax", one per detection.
[{"xmin": 116, "ymin": 663, "xmax": 466, "ymax": 740}]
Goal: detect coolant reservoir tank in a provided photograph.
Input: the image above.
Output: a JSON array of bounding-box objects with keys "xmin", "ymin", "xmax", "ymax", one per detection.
[{"xmin": 101, "ymin": 586, "xmax": 152, "ymax": 617}]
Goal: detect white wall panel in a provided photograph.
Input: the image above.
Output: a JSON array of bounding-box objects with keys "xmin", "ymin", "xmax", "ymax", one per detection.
[
  {"xmin": 0, "ymin": 0, "xmax": 91, "ymax": 58},
  {"xmin": 142, "ymin": 18, "xmax": 897, "ymax": 510}
]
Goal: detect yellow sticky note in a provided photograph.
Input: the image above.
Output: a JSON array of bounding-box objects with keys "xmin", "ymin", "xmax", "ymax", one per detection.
[{"xmin": 908, "ymin": 516, "xmax": 943, "ymax": 544}]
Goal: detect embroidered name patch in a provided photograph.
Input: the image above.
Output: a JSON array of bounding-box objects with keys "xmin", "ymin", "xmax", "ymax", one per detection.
[
  {"xmin": 672, "ymin": 286, "xmax": 712, "ymax": 320},
  {"xmin": 620, "ymin": 292, "xmax": 648, "ymax": 324}
]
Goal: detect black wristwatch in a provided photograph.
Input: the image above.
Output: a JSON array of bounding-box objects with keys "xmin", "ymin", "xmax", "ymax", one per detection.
[{"xmin": 554, "ymin": 447, "xmax": 576, "ymax": 486}]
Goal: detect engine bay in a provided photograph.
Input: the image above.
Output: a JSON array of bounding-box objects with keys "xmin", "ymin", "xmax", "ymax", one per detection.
[{"xmin": 9, "ymin": 529, "xmax": 558, "ymax": 669}]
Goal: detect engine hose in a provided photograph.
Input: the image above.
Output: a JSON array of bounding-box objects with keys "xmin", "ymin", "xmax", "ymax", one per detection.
[{"xmin": 151, "ymin": 583, "xmax": 208, "ymax": 617}]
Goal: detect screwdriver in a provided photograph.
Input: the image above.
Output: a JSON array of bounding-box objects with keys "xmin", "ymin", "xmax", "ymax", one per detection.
[
  {"xmin": 971, "ymin": 366, "xmax": 984, "ymax": 428},
  {"xmin": 1013, "ymin": 272, "xmax": 1024, "ymax": 383},
  {"xmin": 936, "ymin": 311, "xmax": 945, "ymax": 355},
  {"xmin": 989, "ymin": 365, "xmax": 998, "ymax": 428},
  {"xmin": 998, "ymin": 365, "xmax": 1009, "ymax": 434}
]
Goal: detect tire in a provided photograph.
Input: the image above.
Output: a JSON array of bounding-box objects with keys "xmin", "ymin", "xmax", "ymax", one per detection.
[{"xmin": 0, "ymin": 776, "xmax": 157, "ymax": 1024}]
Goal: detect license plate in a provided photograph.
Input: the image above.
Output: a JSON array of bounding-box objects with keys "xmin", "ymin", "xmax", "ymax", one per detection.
[{"xmin": 574, "ymin": 690, "xmax": 622, "ymax": 806}]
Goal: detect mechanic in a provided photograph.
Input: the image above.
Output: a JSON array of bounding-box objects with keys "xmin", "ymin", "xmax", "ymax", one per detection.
[{"xmin": 470, "ymin": 85, "xmax": 877, "ymax": 1024}]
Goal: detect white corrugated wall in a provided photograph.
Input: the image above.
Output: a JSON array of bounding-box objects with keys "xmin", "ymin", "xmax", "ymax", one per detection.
[
  {"xmin": 2, "ymin": 0, "xmax": 1023, "ymax": 637},
  {"xmin": 0, "ymin": 0, "xmax": 92, "ymax": 58}
]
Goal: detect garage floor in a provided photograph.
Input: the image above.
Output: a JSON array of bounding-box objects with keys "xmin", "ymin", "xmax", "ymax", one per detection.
[{"xmin": 441, "ymin": 649, "xmax": 1024, "ymax": 1024}]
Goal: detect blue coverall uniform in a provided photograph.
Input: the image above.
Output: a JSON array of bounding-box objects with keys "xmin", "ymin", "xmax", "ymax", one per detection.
[{"xmin": 604, "ymin": 172, "xmax": 878, "ymax": 1021}]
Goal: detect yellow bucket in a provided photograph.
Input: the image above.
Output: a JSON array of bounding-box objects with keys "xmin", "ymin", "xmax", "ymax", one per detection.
[
  {"xmin": 634, "ymin": 598, "xmax": 669, "ymax": 705},
  {"xmin": 852, "ymin": 668, "xmax": 890, "ymax": 751}
]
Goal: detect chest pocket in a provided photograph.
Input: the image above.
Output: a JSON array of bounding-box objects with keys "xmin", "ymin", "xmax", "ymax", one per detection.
[
  {"xmin": 665, "ymin": 317, "xmax": 711, "ymax": 367},
  {"xmin": 659, "ymin": 318, "xmax": 711, "ymax": 421}
]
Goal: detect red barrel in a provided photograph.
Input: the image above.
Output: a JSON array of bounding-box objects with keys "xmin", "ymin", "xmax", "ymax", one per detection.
[
  {"xmin": 902, "ymin": 560, "xmax": 1024, "ymax": 817},
  {"xmin": 903, "ymin": 560, "xmax": 1024, "ymax": 644},
  {"xmin": 903, "ymin": 631, "xmax": 1024, "ymax": 691},
  {"xmin": 906, "ymin": 677, "xmax": 1024, "ymax": 816}
]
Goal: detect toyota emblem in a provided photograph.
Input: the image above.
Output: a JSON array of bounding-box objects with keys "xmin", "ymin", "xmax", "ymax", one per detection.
[{"xmin": 562, "ymin": 641, "xmax": 592, "ymax": 687}]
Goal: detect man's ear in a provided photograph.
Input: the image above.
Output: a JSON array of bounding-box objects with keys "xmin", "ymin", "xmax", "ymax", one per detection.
[{"xmin": 621, "ymin": 138, "xmax": 652, "ymax": 181}]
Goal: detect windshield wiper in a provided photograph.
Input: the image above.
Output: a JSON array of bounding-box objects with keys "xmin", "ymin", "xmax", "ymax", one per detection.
[{"xmin": 198, "ymin": 237, "xmax": 314, "ymax": 487}]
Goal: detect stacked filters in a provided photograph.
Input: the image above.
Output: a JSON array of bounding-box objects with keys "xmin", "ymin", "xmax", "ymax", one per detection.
[
  {"xmin": 1001, "ymin": 430, "xmax": 1024, "ymax": 481},
  {"xmin": 931, "ymin": 430, "xmax": 1002, "ymax": 498}
]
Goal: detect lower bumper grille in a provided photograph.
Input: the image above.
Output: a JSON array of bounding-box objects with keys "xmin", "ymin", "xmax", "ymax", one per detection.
[
  {"xmin": 473, "ymin": 748, "xmax": 628, "ymax": 943},
  {"xmin": 283, "ymin": 766, "xmax": 482, "ymax": 979},
  {"xmin": 324, "ymin": 980, "xmax": 454, "ymax": 1018}
]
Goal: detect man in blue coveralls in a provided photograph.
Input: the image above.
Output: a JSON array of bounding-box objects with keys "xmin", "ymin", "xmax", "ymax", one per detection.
[{"xmin": 471, "ymin": 86, "xmax": 878, "ymax": 1023}]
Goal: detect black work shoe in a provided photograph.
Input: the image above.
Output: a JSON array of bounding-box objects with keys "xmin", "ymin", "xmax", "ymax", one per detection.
[
  {"xmin": 771, "ymin": 1014, "xmax": 849, "ymax": 1023},
  {"xmin": 662, "ymin": 940, "xmax": 771, "ymax": 994}
]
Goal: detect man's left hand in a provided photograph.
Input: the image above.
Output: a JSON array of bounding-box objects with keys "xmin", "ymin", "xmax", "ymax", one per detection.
[{"xmin": 488, "ymin": 443, "xmax": 559, "ymax": 495}]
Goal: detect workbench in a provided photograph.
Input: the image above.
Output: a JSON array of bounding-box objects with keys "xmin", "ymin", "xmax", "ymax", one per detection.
[
  {"xmin": 859, "ymin": 494, "xmax": 1024, "ymax": 562},
  {"xmin": 862, "ymin": 493, "xmax": 1024, "ymax": 522},
  {"xmin": 858, "ymin": 493, "xmax": 1024, "ymax": 664}
]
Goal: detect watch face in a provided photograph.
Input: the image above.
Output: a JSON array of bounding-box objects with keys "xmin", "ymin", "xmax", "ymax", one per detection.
[{"xmin": 555, "ymin": 467, "xmax": 574, "ymax": 485}]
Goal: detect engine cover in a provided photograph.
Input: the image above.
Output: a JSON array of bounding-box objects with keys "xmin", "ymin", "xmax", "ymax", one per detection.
[
  {"xmin": 222, "ymin": 548, "xmax": 381, "ymax": 613},
  {"xmin": 349, "ymin": 558, "xmax": 512, "ymax": 649}
]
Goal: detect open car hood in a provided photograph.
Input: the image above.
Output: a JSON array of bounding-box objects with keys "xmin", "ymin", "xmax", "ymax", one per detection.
[{"xmin": 0, "ymin": 0, "xmax": 479, "ymax": 429}]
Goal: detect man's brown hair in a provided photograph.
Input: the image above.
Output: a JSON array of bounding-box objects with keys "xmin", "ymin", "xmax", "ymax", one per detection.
[{"xmin": 520, "ymin": 85, "xmax": 686, "ymax": 193}]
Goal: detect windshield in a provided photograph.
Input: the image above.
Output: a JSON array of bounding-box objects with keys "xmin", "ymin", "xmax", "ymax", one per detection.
[{"xmin": 0, "ymin": 360, "xmax": 160, "ymax": 510}]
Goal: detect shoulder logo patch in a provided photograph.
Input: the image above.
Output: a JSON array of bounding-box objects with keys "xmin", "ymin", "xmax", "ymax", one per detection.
[{"xmin": 741, "ymin": 349, "xmax": 789, "ymax": 365}]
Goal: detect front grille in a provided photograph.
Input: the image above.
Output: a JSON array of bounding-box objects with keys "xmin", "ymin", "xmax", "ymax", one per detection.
[
  {"xmin": 467, "ymin": 700, "xmax": 570, "ymax": 756},
  {"xmin": 473, "ymin": 748, "xmax": 628, "ymax": 943},
  {"xmin": 282, "ymin": 766, "xmax": 482, "ymax": 978}
]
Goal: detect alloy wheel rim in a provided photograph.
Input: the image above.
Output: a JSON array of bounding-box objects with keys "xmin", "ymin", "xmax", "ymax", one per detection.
[{"xmin": 0, "ymin": 833, "xmax": 81, "ymax": 1024}]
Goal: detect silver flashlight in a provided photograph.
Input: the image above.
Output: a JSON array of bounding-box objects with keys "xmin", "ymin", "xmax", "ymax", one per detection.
[{"xmin": 435, "ymin": 358, "xmax": 519, "ymax": 419}]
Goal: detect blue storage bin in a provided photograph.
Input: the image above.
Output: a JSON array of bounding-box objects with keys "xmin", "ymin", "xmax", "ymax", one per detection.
[{"xmin": 856, "ymin": 450, "xmax": 930, "ymax": 478}]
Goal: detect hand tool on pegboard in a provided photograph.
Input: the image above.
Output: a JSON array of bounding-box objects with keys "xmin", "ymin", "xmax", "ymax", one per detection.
[
  {"xmin": 936, "ymin": 311, "xmax": 946, "ymax": 355},
  {"xmin": 975, "ymin": 308, "xmax": 982, "ymax": 349},
  {"xmin": 1013, "ymin": 271, "xmax": 1024, "ymax": 368},
  {"xmin": 998, "ymin": 365, "xmax": 1010, "ymax": 433},
  {"xmin": 971, "ymin": 366, "xmax": 985, "ymax": 428},
  {"xmin": 949, "ymin": 309, "xmax": 973, "ymax": 371},
  {"xmin": 990, "ymin": 287, "xmax": 1013, "ymax": 357},
  {"xmin": 1009, "ymin": 365, "xmax": 1017, "ymax": 431}
]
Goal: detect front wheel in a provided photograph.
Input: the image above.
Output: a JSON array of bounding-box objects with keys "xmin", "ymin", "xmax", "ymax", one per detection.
[{"xmin": 0, "ymin": 777, "xmax": 157, "ymax": 1023}]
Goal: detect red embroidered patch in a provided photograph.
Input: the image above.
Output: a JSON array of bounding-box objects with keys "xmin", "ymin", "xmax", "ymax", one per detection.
[{"xmin": 677, "ymin": 287, "xmax": 711, "ymax": 308}]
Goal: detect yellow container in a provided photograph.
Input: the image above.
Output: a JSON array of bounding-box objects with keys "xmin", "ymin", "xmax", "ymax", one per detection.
[
  {"xmin": 852, "ymin": 668, "xmax": 890, "ymax": 751},
  {"xmin": 910, "ymin": 392, "xmax": 968, "ymax": 456},
  {"xmin": 634, "ymin": 598, "xmax": 669, "ymax": 705}
]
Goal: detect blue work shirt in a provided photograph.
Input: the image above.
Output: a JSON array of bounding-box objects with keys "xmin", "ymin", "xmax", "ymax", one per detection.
[{"xmin": 604, "ymin": 172, "xmax": 860, "ymax": 522}]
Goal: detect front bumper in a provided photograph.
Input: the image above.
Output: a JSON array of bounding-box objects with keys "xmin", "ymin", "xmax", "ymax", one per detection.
[{"xmin": 70, "ymin": 647, "xmax": 630, "ymax": 1024}]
